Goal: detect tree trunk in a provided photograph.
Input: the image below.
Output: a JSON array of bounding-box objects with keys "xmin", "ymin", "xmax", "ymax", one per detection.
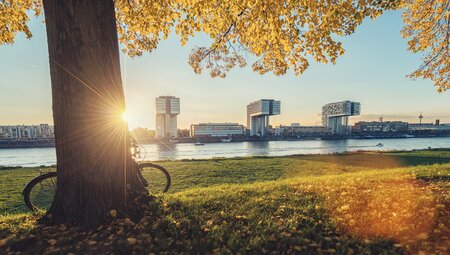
[{"xmin": 43, "ymin": 0, "xmax": 146, "ymax": 227}]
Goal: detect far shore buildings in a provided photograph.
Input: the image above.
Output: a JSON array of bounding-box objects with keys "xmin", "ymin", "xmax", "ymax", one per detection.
[
  {"xmin": 190, "ymin": 123, "xmax": 245, "ymax": 138},
  {"xmin": 352, "ymin": 119, "xmax": 450, "ymax": 136},
  {"xmin": 352, "ymin": 121, "xmax": 409, "ymax": 134},
  {"xmin": 247, "ymin": 99, "xmax": 281, "ymax": 136},
  {"xmin": 155, "ymin": 96, "xmax": 180, "ymax": 139},
  {"xmin": 275, "ymin": 124, "xmax": 332, "ymax": 138},
  {"xmin": 0, "ymin": 124, "xmax": 54, "ymax": 141}
]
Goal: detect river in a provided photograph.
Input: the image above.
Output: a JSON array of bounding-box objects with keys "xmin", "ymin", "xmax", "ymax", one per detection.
[{"xmin": 1, "ymin": 137, "xmax": 449, "ymax": 167}]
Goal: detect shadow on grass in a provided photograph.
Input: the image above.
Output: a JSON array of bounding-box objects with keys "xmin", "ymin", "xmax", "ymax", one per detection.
[
  {"xmin": 165, "ymin": 185, "xmax": 405, "ymax": 254},
  {"xmin": 2, "ymin": 186, "xmax": 405, "ymax": 255},
  {"xmin": 297, "ymin": 152, "xmax": 450, "ymax": 169},
  {"xmin": 417, "ymin": 175, "xmax": 450, "ymax": 183},
  {"xmin": 393, "ymin": 155, "xmax": 450, "ymax": 167}
]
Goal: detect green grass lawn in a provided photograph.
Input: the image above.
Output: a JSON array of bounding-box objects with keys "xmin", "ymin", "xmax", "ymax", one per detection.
[{"xmin": 1, "ymin": 150, "xmax": 449, "ymax": 254}]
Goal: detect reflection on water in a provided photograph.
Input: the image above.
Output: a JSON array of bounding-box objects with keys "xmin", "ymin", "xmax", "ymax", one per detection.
[
  {"xmin": 156, "ymin": 143, "xmax": 177, "ymax": 152},
  {"xmin": 1, "ymin": 137, "xmax": 450, "ymax": 167},
  {"xmin": 246, "ymin": 141, "xmax": 270, "ymax": 156}
]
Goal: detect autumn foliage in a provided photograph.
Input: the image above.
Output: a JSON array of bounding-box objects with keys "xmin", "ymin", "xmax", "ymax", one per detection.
[
  {"xmin": 401, "ymin": 0, "xmax": 450, "ymax": 92},
  {"xmin": 1, "ymin": 0, "xmax": 448, "ymax": 89}
]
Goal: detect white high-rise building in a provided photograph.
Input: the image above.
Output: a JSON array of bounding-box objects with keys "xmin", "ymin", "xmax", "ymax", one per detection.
[
  {"xmin": 155, "ymin": 96, "xmax": 180, "ymax": 139},
  {"xmin": 247, "ymin": 99, "xmax": 281, "ymax": 136},
  {"xmin": 322, "ymin": 101, "xmax": 360, "ymax": 135}
]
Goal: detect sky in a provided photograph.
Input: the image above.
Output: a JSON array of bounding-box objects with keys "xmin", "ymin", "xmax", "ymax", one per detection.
[{"xmin": 1, "ymin": 10, "xmax": 449, "ymax": 129}]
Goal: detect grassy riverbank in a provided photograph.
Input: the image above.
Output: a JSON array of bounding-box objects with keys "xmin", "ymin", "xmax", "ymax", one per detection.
[{"xmin": 1, "ymin": 150, "xmax": 449, "ymax": 254}]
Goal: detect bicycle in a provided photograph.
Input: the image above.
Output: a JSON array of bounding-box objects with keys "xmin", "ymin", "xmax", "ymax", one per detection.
[{"xmin": 22, "ymin": 138, "xmax": 171, "ymax": 211}]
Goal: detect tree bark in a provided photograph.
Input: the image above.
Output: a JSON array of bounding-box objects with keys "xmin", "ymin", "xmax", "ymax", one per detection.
[{"xmin": 43, "ymin": 0, "xmax": 146, "ymax": 227}]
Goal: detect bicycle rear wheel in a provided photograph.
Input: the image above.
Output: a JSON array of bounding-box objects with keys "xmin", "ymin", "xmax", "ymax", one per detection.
[
  {"xmin": 23, "ymin": 172, "xmax": 57, "ymax": 211},
  {"xmin": 138, "ymin": 163, "xmax": 171, "ymax": 194}
]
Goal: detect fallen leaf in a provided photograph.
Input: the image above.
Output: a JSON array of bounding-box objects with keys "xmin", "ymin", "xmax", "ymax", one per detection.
[
  {"xmin": 127, "ymin": 237, "xmax": 137, "ymax": 245},
  {"xmin": 48, "ymin": 239, "xmax": 57, "ymax": 246},
  {"xmin": 110, "ymin": 210, "xmax": 118, "ymax": 218}
]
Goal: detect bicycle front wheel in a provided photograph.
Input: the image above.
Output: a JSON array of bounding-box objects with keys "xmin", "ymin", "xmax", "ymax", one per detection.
[
  {"xmin": 23, "ymin": 172, "xmax": 57, "ymax": 211},
  {"xmin": 138, "ymin": 163, "xmax": 171, "ymax": 194}
]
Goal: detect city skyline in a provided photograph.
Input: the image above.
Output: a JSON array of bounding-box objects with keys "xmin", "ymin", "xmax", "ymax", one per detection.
[
  {"xmin": 2, "ymin": 97, "xmax": 448, "ymax": 132},
  {"xmin": 1, "ymin": 11, "xmax": 450, "ymax": 129}
]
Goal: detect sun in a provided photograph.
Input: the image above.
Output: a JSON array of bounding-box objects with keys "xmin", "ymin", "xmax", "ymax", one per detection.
[
  {"xmin": 120, "ymin": 109, "xmax": 139, "ymax": 129},
  {"xmin": 121, "ymin": 111, "xmax": 129, "ymax": 122}
]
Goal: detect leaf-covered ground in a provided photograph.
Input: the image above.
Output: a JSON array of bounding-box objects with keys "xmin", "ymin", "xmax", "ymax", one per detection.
[{"xmin": 0, "ymin": 150, "xmax": 449, "ymax": 254}]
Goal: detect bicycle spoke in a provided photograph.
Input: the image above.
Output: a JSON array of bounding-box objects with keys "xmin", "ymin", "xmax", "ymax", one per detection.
[
  {"xmin": 49, "ymin": 177, "xmax": 57, "ymax": 188},
  {"xmin": 139, "ymin": 166, "xmax": 170, "ymax": 195},
  {"xmin": 29, "ymin": 175, "xmax": 56, "ymax": 210}
]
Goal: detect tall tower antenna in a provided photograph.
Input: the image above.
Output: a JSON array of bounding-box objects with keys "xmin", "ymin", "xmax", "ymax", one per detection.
[{"xmin": 419, "ymin": 112, "xmax": 423, "ymax": 124}]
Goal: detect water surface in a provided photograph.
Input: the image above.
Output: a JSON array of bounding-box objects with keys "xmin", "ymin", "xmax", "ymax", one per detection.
[{"xmin": 1, "ymin": 137, "xmax": 449, "ymax": 167}]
